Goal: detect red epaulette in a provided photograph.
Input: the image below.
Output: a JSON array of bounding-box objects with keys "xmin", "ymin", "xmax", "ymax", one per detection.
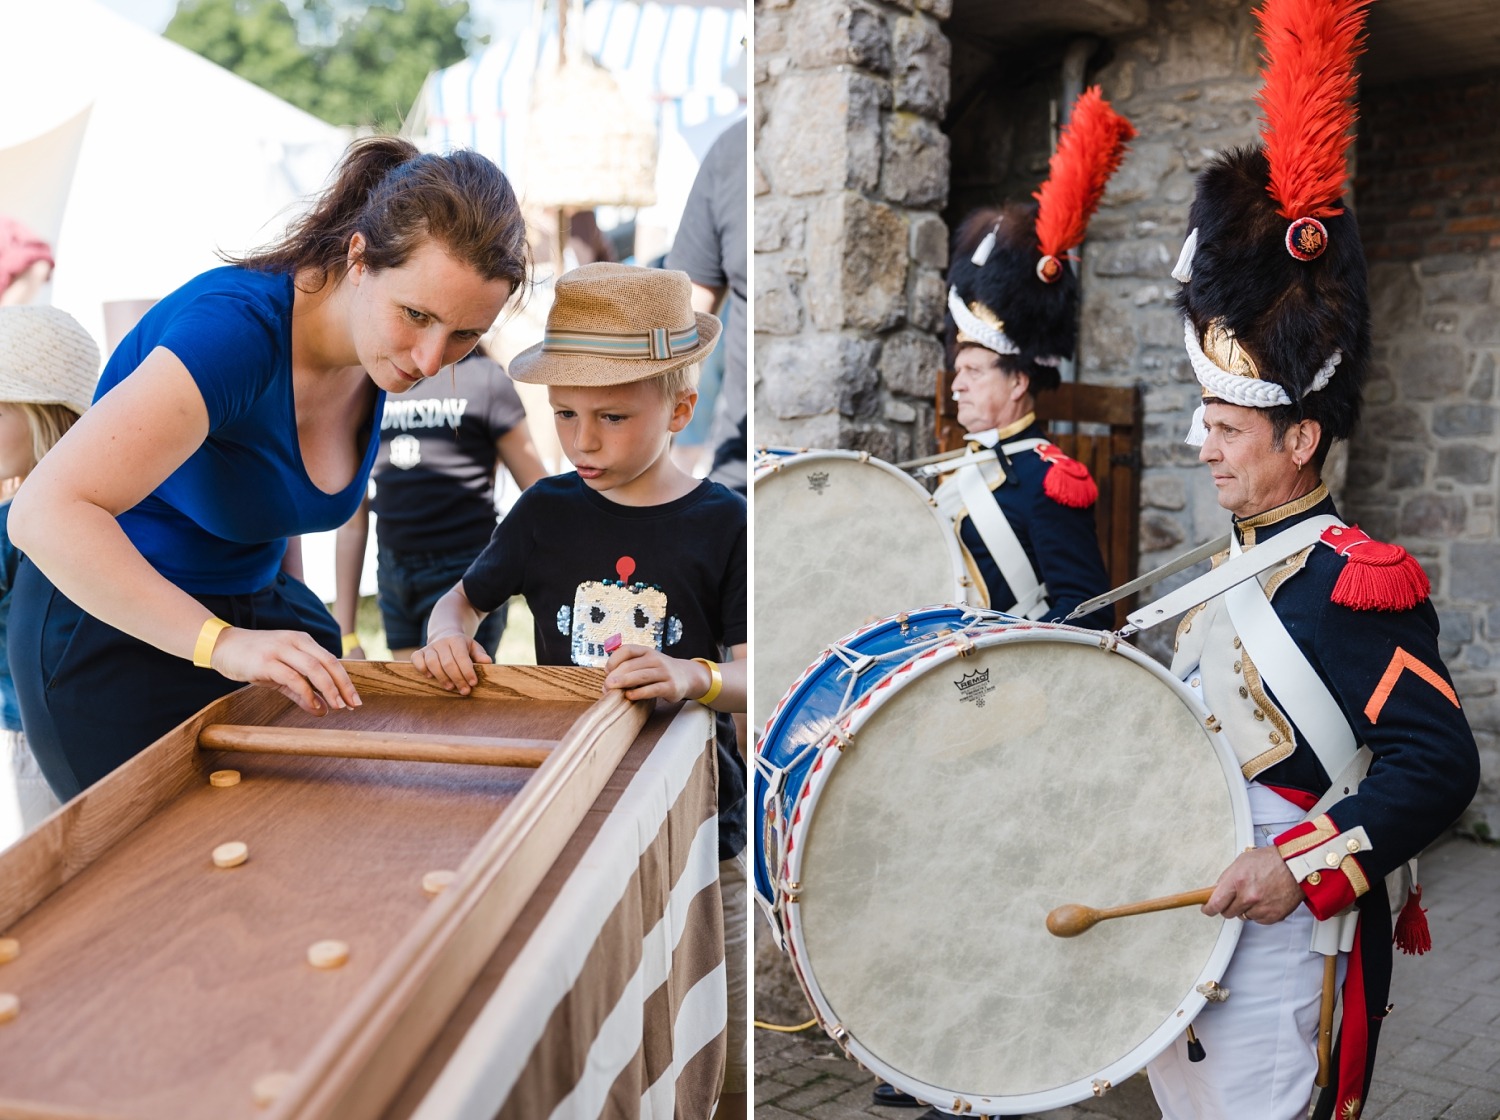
[
  {"xmin": 1035, "ymin": 443, "xmax": 1098, "ymax": 509},
  {"xmin": 1318, "ymin": 525, "xmax": 1431, "ymax": 611}
]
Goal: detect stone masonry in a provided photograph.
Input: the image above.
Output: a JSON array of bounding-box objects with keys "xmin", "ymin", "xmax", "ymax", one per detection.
[
  {"xmin": 1345, "ymin": 73, "xmax": 1500, "ymax": 826},
  {"xmin": 754, "ymin": 0, "xmax": 954, "ymax": 462}
]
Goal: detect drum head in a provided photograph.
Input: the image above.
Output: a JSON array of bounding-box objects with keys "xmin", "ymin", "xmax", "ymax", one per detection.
[
  {"xmin": 786, "ymin": 629, "xmax": 1249, "ymax": 1112},
  {"xmin": 754, "ymin": 453, "xmax": 967, "ymax": 730}
]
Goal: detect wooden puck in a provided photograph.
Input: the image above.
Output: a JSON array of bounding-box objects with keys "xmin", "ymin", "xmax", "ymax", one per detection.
[
  {"xmin": 213, "ymin": 841, "xmax": 249, "ymax": 869},
  {"xmin": 422, "ymin": 870, "xmax": 457, "ymax": 897},
  {"xmin": 307, "ymin": 940, "xmax": 349, "ymax": 969},
  {"xmin": 0, "ymin": 993, "xmax": 19, "ymax": 1024},
  {"xmin": 252, "ymin": 1070, "xmax": 295, "ymax": 1107},
  {"xmin": 209, "ymin": 769, "xmax": 241, "ymax": 788},
  {"xmin": 0, "ymin": 938, "xmax": 17, "ymax": 965}
]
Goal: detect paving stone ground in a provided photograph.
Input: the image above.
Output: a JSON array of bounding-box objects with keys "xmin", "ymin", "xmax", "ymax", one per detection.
[{"xmin": 754, "ymin": 838, "xmax": 1500, "ymax": 1120}]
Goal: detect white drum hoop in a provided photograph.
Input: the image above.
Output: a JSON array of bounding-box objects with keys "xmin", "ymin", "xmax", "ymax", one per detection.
[
  {"xmin": 780, "ymin": 622, "xmax": 1253, "ymax": 1116},
  {"xmin": 753, "ymin": 448, "xmax": 974, "ymax": 734}
]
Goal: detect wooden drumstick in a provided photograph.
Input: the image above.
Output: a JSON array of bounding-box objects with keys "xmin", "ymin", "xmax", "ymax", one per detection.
[
  {"xmin": 1046, "ymin": 888, "xmax": 1215, "ymax": 937},
  {"xmin": 1315, "ymin": 955, "xmax": 1337, "ymax": 1087}
]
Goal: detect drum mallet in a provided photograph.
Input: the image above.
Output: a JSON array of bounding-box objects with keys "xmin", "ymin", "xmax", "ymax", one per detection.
[{"xmin": 1045, "ymin": 888, "xmax": 1214, "ymax": 937}]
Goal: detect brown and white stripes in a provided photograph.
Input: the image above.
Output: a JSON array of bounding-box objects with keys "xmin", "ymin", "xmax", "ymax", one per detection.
[{"xmin": 400, "ymin": 704, "xmax": 726, "ymax": 1120}]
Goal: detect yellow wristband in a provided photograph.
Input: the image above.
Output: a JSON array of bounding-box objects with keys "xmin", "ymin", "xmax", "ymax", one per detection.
[
  {"xmin": 341, "ymin": 632, "xmax": 360, "ymax": 655},
  {"xmin": 193, "ymin": 618, "xmax": 231, "ymax": 669},
  {"xmin": 690, "ymin": 657, "xmax": 723, "ymax": 706}
]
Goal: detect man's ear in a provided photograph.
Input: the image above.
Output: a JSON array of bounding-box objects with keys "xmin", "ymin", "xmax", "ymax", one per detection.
[{"xmin": 1291, "ymin": 418, "xmax": 1322, "ymax": 467}]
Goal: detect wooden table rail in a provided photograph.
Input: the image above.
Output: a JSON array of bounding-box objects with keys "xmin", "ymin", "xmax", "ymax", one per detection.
[{"xmin": 198, "ymin": 724, "xmax": 557, "ymax": 768}]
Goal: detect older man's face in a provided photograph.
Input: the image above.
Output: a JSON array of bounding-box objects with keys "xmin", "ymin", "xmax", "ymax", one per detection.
[{"xmin": 1198, "ymin": 401, "xmax": 1315, "ymax": 519}]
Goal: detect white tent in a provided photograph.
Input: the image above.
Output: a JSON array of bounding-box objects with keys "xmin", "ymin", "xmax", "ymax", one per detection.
[
  {"xmin": 0, "ymin": 0, "xmax": 350, "ymax": 357},
  {"xmin": 407, "ymin": 0, "xmax": 746, "ymax": 262}
]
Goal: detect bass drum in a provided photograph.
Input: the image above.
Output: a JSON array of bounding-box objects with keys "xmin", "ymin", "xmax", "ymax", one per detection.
[
  {"xmin": 755, "ymin": 608, "xmax": 1252, "ymax": 1116},
  {"xmin": 753, "ymin": 449, "xmax": 972, "ymax": 734}
]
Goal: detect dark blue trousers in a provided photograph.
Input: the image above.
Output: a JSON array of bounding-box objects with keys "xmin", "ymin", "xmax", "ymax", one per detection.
[{"xmin": 9, "ymin": 557, "xmax": 340, "ymax": 801}]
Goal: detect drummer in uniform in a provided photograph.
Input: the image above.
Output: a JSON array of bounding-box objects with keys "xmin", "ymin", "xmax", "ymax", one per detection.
[
  {"xmin": 929, "ymin": 88, "xmax": 1134, "ymax": 632},
  {"xmin": 1142, "ymin": 4, "xmax": 1479, "ymax": 1116}
]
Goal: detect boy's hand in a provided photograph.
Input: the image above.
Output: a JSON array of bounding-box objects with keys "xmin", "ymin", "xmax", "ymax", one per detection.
[
  {"xmin": 412, "ymin": 631, "xmax": 493, "ymax": 695},
  {"xmin": 602, "ymin": 645, "xmax": 710, "ymax": 704}
]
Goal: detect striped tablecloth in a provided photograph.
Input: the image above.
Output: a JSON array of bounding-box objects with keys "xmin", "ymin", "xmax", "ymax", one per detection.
[{"xmin": 385, "ymin": 701, "xmax": 726, "ymax": 1119}]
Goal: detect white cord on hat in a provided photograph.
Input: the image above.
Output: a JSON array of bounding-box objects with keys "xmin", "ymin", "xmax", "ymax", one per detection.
[
  {"xmin": 1182, "ymin": 318, "xmax": 1342, "ymax": 445},
  {"xmin": 947, "ymin": 288, "xmax": 1020, "ymax": 355}
]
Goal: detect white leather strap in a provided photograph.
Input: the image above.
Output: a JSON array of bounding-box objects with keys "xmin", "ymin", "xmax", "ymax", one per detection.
[
  {"xmin": 1225, "ymin": 527, "xmax": 1359, "ymax": 783},
  {"xmin": 953, "ymin": 461, "xmax": 1049, "ymax": 620},
  {"xmin": 1127, "ymin": 516, "xmax": 1337, "ymax": 631}
]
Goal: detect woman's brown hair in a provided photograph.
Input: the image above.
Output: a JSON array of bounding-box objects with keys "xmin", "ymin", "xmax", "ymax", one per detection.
[{"xmin": 228, "ymin": 136, "xmax": 529, "ymax": 298}]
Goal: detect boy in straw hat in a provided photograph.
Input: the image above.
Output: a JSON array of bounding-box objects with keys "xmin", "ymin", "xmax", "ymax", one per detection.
[
  {"xmin": 0, "ymin": 306, "xmax": 99, "ymax": 845},
  {"xmin": 415, "ymin": 261, "xmax": 748, "ymax": 1117}
]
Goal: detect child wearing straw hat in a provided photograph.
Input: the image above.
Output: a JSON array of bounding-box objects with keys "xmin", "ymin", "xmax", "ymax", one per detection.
[
  {"xmin": 414, "ymin": 262, "xmax": 748, "ymax": 1117},
  {"xmin": 0, "ymin": 306, "xmax": 99, "ymax": 845}
]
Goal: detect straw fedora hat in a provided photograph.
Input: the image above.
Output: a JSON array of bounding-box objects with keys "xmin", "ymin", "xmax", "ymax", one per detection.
[
  {"xmin": 510, "ymin": 263, "xmax": 721, "ymax": 386},
  {"xmin": 0, "ymin": 306, "xmax": 101, "ymax": 416}
]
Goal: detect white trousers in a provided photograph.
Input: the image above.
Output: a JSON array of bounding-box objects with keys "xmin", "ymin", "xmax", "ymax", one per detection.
[
  {"xmin": 1147, "ymin": 784, "xmax": 1344, "ymax": 1120},
  {"xmin": 0, "ymin": 728, "xmax": 61, "ymax": 850}
]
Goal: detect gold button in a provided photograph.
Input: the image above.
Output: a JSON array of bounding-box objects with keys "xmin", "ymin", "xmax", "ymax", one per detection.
[
  {"xmin": 1239, "ymin": 686, "xmax": 1249, "ymax": 699},
  {"xmin": 1191, "ymin": 676, "xmax": 1201, "ymax": 688},
  {"xmin": 1233, "ymin": 660, "xmax": 1242, "ymax": 674},
  {"xmin": 1346, "ymin": 838, "xmax": 1360, "ymax": 853},
  {"xmin": 1325, "ymin": 852, "xmax": 1341, "ymax": 867},
  {"xmin": 1253, "ymin": 709, "xmax": 1265, "ymax": 721},
  {"xmin": 1270, "ymin": 732, "xmax": 1282, "ymax": 745},
  {"xmin": 1307, "ymin": 872, "xmax": 1322, "ymax": 885},
  {"xmin": 1331, "ymin": 527, "xmax": 1343, "ymax": 536},
  {"xmin": 1233, "ymin": 637, "xmax": 1241, "ymax": 649}
]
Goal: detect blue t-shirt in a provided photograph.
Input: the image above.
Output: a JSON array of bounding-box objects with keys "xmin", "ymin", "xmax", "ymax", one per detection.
[
  {"xmin": 98, "ymin": 267, "xmax": 384, "ymax": 595},
  {"xmin": 0, "ymin": 500, "xmax": 21, "ymax": 731}
]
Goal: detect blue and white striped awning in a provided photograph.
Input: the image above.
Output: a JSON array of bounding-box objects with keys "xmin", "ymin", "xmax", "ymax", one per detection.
[{"xmin": 413, "ymin": 0, "xmax": 745, "ymax": 207}]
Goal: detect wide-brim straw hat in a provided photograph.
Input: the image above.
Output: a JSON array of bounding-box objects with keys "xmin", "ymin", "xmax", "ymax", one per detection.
[
  {"xmin": 510, "ymin": 262, "xmax": 722, "ymax": 386},
  {"xmin": 0, "ymin": 306, "xmax": 101, "ymax": 416}
]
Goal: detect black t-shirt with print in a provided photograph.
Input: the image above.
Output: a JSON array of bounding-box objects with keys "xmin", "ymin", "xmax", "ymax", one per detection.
[
  {"xmin": 462, "ymin": 473, "xmax": 748, "ymax": 859},
  {"xmin": 370, "ymin": 354, "xmax": 529, "ymax": 555}
]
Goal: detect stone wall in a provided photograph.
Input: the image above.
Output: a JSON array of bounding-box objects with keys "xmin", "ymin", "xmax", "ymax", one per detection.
[
  {"xmin": 754, "ymin": 0, "xmax": 954, "ymax": 461},
  {"xmin": 1344, "ymin": 72, "xmax": 1500, "ymax": 824}
]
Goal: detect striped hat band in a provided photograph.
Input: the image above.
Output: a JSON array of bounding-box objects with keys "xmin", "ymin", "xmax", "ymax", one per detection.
[{"xmin": 542, "ymin": 323, "xmax": 700, "ymax": 360}]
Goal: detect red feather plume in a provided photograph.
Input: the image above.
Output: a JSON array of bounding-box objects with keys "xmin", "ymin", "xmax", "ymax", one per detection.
[
  {"xmin": 1033, "ymin": 87, "xmax": 1136, "ymax": 260},
  {"xmin": 1255, "ymin": 0, "xmax": 1374, "ymax": 219}
]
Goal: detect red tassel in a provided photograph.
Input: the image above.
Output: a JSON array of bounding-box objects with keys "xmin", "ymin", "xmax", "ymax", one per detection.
[
  {"xmin": 1037, "ymin": 444, "xmax": 1098, "ymax": 509},
  {"xmin": 1321, "ymin": 525, "xmax": 1430, "ymax": 611},
  {"xmin": 1394, "ymin": 885, "xmax": 1431, "ymax": 956}
]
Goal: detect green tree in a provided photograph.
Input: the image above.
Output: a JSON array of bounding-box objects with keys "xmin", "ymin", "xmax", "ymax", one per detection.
[{"xmin": 165, "ymin": 0, "xmax": 475, "ymax": 132}]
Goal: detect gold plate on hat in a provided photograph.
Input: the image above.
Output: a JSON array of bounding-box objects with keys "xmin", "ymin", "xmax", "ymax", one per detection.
[{"xmin": 1202, "ymin": 319, "xmax": 1261, "ymax": 379}]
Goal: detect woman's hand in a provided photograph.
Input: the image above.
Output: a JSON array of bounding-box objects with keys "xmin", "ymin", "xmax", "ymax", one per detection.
[
  {"xmin": 210, "ymin": 627, "xmax": 363, "ymax": 714},
  {"xmin": 412, "ymin": 632, "xmax": 493, "ymax": 695},
  {"xmin": 602, "ymin": 645, "xmax": 709, "ymax": 704}
]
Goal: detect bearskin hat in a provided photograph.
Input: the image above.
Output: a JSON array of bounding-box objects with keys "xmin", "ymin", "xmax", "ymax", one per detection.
[
  {"xmin": 946, "ymin": 87, "xmax": 1135, "ymax": 395},
  {"xmin": 1176, "ymin": 0, "xmax": 1373, "ymax": 444}
]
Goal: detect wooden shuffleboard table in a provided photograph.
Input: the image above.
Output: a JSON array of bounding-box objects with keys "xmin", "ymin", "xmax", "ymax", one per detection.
[{"xmin": 0, "ymin": 663, "xmax": 726, "ymax": 1120}]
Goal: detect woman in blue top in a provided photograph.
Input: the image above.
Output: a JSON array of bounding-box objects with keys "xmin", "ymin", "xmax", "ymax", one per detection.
[{"xmin": 7, "ymin": 136, "xmax": 527, "ymax": 800}]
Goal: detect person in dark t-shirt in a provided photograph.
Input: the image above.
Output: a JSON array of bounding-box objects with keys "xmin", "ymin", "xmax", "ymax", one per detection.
[
  {"xmin": 333, "ymin": 344, "xmax": 545, "ymax": 660},
  {"xmin": 413, "ymin": 263, "xmax": 748, "ymax": 1117}
]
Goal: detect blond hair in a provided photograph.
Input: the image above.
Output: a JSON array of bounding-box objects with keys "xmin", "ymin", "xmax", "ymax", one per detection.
[
  {"xmin": 13, "ymin": 402, "xmax": 81, "ymax": 477},
  {"xmin": 654, "ymin": 362, "xmax": 701, "ymax": 403}
]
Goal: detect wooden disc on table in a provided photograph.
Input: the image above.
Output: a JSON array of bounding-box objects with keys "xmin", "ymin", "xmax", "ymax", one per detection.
[
  {"xmin": 0, "ymin": 938, "xmax": 17, "ymax": 965},
  {"xmin": 212, "ymin": 841, "xmax": 249, "ymax": 869},
  {"xmin": 307, "ymin": 940, "xmax": 349, "ymax": 969},
  {"xmin": 0, "ymin": 992, "xmax": 18, "ymax": 1023},
  {"xmin": 209, "ymin": 769, "xmax": 241, "ymax": 788},
  {"xmin": 251, "ymin": 1070, "xmax": 295, "ymax": 1107},
  {"xmin": 422, "ymin": 870, "xmax": 457, "ymax": 897}
]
